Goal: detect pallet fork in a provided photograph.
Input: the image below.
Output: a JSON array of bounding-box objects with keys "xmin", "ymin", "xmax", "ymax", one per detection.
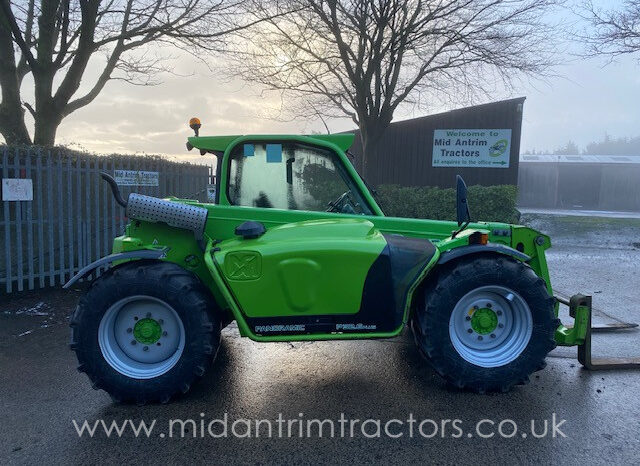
[{"xmin": 556, "ymin": 294, "xmax": 640, "ymax": 370}]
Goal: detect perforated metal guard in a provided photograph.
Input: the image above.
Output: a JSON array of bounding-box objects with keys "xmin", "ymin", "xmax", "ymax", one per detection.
[{"xmin": 126, "ymin": 194, "xmax": 208, "ymax": 240}]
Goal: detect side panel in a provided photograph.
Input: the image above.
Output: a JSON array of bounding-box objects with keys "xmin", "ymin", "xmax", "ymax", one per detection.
[
  {"xmin": 208, "ymin": 219, "xmax": 437, "ymax": 337},
  {"xmin": 214, "ymin": 219, "xmax": 386, "ymax": 320}
]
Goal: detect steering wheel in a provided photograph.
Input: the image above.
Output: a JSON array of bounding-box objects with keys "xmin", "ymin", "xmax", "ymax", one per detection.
[{"xmin": 326, "ymin": 191, "xmax": 350, "ymax": 213}]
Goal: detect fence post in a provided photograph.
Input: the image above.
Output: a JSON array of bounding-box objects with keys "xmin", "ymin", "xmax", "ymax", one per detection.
[
  {"xmin": 25, "ymin": 149, "xmax": 35, "ymax": 290},
  {"xmin": 2, "ymin": 147, "xmax": 12, "ymax": 293},
  {"xmin": 15, "ymin": 148, "xmax": 24, "ymax": 291},
  {"xmin": 84, "ymin": 155, "xmax": 91, "ymax": 267},
  {"xmin": 57, "ymin": 151, "xmax": 65, "ymax": 285},
  {"xmin": 102, "ymin": 158, "xmax": 108, "ymax": 256},
  {"xmin": 36, "ymin": 151, "xmax": 44, "ymax": 288},
  {"xmin": 46, "ymin": 151, "xmax": 55, "ymax": 287},
  {"xmin": 76, "ymin": 155, "xmax": 84, "ymax": 271},
  {"xmin": 67, "ymin": 155, "xmax": 74, "ymax": 279},
  {"xmin": 94, "ymin": 155, "xmax": 100, "ymax": 275}
]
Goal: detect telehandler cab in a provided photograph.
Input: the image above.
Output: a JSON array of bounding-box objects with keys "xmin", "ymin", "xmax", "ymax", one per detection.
[{"xmin": 66, "ymin": 120, "xmax": 634, "ymax": 404}]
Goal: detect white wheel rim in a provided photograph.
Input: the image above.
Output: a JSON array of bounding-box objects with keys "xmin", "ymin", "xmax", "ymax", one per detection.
[
  {"xmin": 98, "ymin": 295, "xmax": 185, "ymax": 379},
  {"xmin": 448, "ymin": 285, "xmax": 533, "ymax": 368}
]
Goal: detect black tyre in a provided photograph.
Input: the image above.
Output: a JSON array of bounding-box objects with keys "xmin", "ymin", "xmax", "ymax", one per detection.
[
  {"xmin": 70, "ymin": 260, "xmax": 221, "ymax": 404},
  {"xmin": 411, "ymin": 254, "xmax": 559, "ymax": 393}
]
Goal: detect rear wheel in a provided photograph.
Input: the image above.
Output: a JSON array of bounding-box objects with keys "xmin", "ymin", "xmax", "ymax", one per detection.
[
  {"xmin": 412, "ymin": 254, "xmax": 559, "ymax": 393},
  {"xmin": 70, "ymin": 261, "xmax": 221, "ymax": 404}
]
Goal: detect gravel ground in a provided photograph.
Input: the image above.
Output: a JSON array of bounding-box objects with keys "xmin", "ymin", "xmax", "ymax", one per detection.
[{"xmin": 1, "ymin": 214, "xmax": 639, "ymax": 465}]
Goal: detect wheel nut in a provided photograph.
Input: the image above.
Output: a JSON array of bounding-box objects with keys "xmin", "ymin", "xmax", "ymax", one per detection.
[
  {"xmin": 158, "ymin": 319, "xmax": 164, "ymax": 325},
  {"xmin": 143, "ymin": 346, "xmax": 149, "ymax": 351},
  {"xmin": 473, "ymin": 305, "xmax": 479, "ymax": 310},
  {"xmin": 126, "ymin": 328, "xmax": 132, "ymax": 333},
  {"xmin": 134, "ymin": 316, "xmax": 138, "ymax": 321},
  {"xmin": 465, "ymin": 316, "xmax": 471, "ymax": 321},
  {"xmin": 498, "ymin": 323, "xmax": 504, "ymax": 328},
  {"xmin": 146, "ymin": 312, "xmax": 151, "ymax": 318},
  {"xmin": 490, "ymin": 334, "xmax": 496, "ymax": 338},
  {"xmin": 497, "ymin": 310, "xmax": 502, "ymax": 316},
  {"xmin": 163, "ymin": 331, "xmax": 168, "ymax": 336},
  {"xmin": 131, "ymin": 340, "xmax": 136, "ymax": 345},
  {"xmin": 486, "ymin": 303, "xmax": 492, "ymax": 308},
  {"xmin": 467, "ymin": 329, "xmax": 473, "ymax": 334},
  {"xmin": 156, "ymin": 342, "xmax": 161, "ymax": 346},
  {"xmin": 477, "ymin": 336, "xmax": 483, "ymax": 341}
]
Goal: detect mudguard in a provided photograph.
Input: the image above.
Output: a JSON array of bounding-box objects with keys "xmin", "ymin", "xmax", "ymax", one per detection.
[
  {"xmin": 437, "ymin": 243, "xmax": 530, "ymax": 265},
  {"xmin": 63, "ymin": 249, "xmax": 168, "ymax": 289}
]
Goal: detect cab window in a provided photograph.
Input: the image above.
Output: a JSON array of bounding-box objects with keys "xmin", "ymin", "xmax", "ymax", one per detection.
[{"xmin": 227, "ymin": 141, "xmax": 372, "ymax": 215}]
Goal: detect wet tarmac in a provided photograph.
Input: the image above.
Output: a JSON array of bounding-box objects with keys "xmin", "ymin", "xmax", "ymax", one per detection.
[{"xmin": 1, "ymin": 214, "xmax": 639, "ymax": 464}]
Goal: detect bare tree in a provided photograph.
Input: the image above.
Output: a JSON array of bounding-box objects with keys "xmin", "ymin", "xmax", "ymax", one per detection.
[
  {"xmin": 231, "ymin": 0, "xmax": 560, "ymax": 176},
  {"xmin": 0, "ymin": 0, "xmax": 257, "ymax": 146},
  {"xmin": 579, "ymin": 0, "xmax": 640, "ymax": 60}
]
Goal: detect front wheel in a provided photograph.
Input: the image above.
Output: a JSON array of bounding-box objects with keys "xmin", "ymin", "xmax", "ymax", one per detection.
[
  {"xmin": 412, "ymin": 254, "xmax": 559, "ymax": 393},
  {"xmin": 70, "ymin": 261, "xmax": 221, "ymax": 404}
]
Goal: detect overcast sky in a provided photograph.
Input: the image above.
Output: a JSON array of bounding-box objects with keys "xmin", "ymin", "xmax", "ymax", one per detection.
[{"xmin": 13, "ymin": 1, "xmax": 640, "ymax": 161}]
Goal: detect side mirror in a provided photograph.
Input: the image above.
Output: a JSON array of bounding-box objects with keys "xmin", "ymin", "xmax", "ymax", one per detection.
[{"xmin": 456, "ymin": 175, "xmax": 471, "ymax": 226}]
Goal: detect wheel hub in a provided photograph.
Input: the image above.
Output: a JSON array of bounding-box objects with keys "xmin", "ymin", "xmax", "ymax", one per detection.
[
  {"xmin": 134, "ymin": 318, "xmax": 162, "ymax": 344},
  {"xmin": 470, "ymin": 308, "xmax": 498, "ymax": 335}
]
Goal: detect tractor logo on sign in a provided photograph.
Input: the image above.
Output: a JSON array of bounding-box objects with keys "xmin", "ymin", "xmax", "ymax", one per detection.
[
  {"xmin": 225, "ymin": 251, "xmax": 262, "ymax": 280},
  {"xmin": 489, "ymin": 139, "xmax": 509, "ymax": 157}
]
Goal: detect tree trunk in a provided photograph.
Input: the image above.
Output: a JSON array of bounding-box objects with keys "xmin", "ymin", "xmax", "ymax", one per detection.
[
  {"xmin": 0, "ymin": 8, "xmax": 32, "ymax": 145},
  {"xmin": 0, "ymin": 105, "xmax": 31, "ymax": 145},
  {"xmin": 33, "ymin": 71, "xmax": 61, "ymax": 147},
  {"xmin": 358, "ymin": 120, "xmax": 387, "ymax": 182},
  {"xmin": 33, "ymin": 110, "xmax": 61, "ymax": 146}
]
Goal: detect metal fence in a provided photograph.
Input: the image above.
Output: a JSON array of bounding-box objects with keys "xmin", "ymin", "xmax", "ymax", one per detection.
[{"xmin": 1, "ymin": 146, "xmax": 212, "ymax": 294}]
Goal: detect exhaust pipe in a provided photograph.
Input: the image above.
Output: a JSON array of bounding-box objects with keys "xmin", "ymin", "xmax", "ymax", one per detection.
[
  {"xmin": 100, "ymin": 172, "xmax": 128, "ymax": 208},
  {"xmin": 100, "ymin": 171, "xmax": 208, "ymax": 241}
]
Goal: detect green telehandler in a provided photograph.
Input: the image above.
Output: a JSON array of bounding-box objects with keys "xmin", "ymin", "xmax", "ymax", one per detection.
[{"xmin": 65, "ymin": 120, "xmax": 636, "ymax": 404}]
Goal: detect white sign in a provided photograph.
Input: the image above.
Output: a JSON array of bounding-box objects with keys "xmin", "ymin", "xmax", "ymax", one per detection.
[
  {"xmin": 114, "ymin": 170, "xmax": 159, "ymax": 186},
  {"xmin": 2, "ymin": 178, "xmax": 33, "ymax": 201},
  {"xmin": 432, "ymin": 129, "xmax": 512, "ymax": 168}
]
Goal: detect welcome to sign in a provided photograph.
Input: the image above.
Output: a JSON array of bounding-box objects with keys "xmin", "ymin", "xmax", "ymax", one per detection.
[{"xmin": 432, "ymin": 129, "xmax": 512, "ymax": 168}]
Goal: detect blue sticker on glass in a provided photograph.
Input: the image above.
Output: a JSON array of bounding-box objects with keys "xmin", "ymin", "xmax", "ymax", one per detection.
[
  {"xmin": 243, "ymin": 144, "xmax": 255, "ymax": 156},
  {"xmin": 266, "ymin": 144, "xmax": 282, "ymax": 163}
]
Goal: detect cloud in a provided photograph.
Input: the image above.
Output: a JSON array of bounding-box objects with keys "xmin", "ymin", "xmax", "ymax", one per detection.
[{"xmin": 6, "ymin": 34, "xmax": 640, "ymax": 159}]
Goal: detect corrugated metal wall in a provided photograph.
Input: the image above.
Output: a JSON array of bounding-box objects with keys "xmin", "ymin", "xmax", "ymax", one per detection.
[
  {"xmin": 518, "ymin": 160, "xmax": 640, "ymax": 211},
  {"xmin": 348, "ymin": 98, "xmax": 525, "ymax": 188}
]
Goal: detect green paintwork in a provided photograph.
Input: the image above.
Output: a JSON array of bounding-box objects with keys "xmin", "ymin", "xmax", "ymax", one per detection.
[
  {"xmin": 134, "ymin": 318, "xmax": 162, "ymax": 344},
  {"xmin": 104, "ymin": 131, "xmax": 586, "ymax": 346},
  {"xmin": 203, "ymin": 236, "xmax": 441, "ymax": 341},
  {"xmin": 555, "ymin": 303, "xmax": 590, "ymax": 346},
  {"xmin": 471, "ymin": 308, "xmax": 498, "ymax": 335},
  {"xmin": 215, "ymin": 218, "xmax": 385, "ymax": 318},
  {"xmin": 188, "ymin": 133, "xmax": 356, "ymax": 153}
]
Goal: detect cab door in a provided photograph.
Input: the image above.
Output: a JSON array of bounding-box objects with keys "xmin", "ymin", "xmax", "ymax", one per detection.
[{"xmin": 211, "ymin": 218, "xmax": 401, "ymax": 335}]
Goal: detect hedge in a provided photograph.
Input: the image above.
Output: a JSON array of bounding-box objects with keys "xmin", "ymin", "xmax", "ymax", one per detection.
[{"xmin": 374, "ymin": 184, "xmax": 520, "ymax": 224}]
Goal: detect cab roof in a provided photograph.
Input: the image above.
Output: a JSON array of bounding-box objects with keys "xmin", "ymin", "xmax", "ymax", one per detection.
[{"xmin": 187, "ymin": 133, "xmax": 355, "ymax": 153}]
